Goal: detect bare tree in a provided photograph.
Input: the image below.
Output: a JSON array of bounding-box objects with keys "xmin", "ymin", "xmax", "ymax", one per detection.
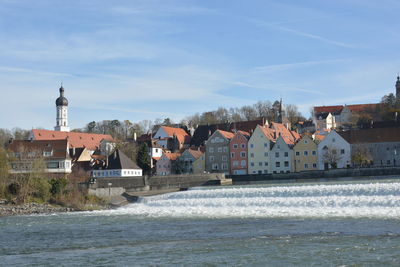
[
  {"xmin": 322, "ymin": 145, "xmax": 342, "ymax": 169},
  {"xmin": 351, "ymin": 144, "xmax": 372, "ymax": 167}
]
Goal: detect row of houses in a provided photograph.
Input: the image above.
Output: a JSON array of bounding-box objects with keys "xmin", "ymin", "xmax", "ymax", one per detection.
[{"xmin": 153, "ymin": 123, "xmax": 400, "ymax": 176}]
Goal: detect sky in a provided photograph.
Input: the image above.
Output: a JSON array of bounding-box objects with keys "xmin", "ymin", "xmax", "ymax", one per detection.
[{"xmin": 1, "ymin": 0, "xmax": 400, "ymax": 130}]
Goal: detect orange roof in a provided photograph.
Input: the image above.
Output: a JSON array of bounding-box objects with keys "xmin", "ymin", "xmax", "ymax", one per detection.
[
  {"xmin": 187, "ymin": 148, "xmax": 203, "ymax": 159},
  {"xmin": 31, "ymin": 129, "xmax": 114, "ymax": 150},
  {"xmin": 260, "ymin": 126, "xmax": 275, "ymax": 140},
  {"xmin": 160, "ymin": 126, "xmax": 190, "ymax": 144},
  {"xmin": 314, "ymin": 103, "xmax": 379, "ymax": 114},
  {"xmin": 271, "ymin": 122, "xmax": 298, "ymax": 145},
  {"xmin": 314, "ymin": 105, "xmax": 343, "ymax": 114},
  {"xmin": 164, "ymin": 152, "xmax": 181, "ymax": 161},
  {"xmin": 217, "ymin": 130, "xmax": 235, "ymax": 140},
  {"xmin": 346, "ymin": 103, "xmax": 379, "ymax": 112},
  {"xmin": 237, "ymin": 130, "xmax": 250, "ymax": 137}
]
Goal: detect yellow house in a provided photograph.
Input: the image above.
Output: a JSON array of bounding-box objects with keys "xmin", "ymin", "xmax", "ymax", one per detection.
[
  {"xmin": 192, "ymin": 153, "xmax": 205, "ymax": 174},
  {"xmin": 293, "ymin": 135, "xmax": 318, "ymax": 172}
]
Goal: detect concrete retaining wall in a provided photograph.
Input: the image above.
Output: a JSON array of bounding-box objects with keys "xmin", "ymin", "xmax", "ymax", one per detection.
[
  {"xmin": 88, "ymin": 187, "xmax": 126, "ymax": 198},
  {"xmin": 229, "ymin": 167, "xmax": 400, "ymax": 184}
]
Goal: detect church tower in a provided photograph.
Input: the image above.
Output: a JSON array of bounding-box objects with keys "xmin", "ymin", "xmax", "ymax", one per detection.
[
  {"xmin": 396, "ymin": 76, "xmax": 400, "ymax": 102},
  {"xmin": 54, "ymin": 85, "xmax": 70, "ymax": 132}
]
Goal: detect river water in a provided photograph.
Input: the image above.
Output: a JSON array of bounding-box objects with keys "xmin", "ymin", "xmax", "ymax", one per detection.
[{"xmin": 1, "ymin": 180, "xmax": 400, "ymax": 266}]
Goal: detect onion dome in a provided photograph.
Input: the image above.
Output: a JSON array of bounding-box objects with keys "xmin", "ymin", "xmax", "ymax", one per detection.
[{"xmin": 55, "ymin": 86, "xmax": 68, "ymax": 106}]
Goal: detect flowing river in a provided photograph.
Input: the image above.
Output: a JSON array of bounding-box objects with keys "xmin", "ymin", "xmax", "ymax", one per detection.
[{"xmin": 1, "ymin": 180, "xmax": 400, "ymax": 266}]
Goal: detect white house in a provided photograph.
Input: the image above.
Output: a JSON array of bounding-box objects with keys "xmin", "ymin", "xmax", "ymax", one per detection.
[
  {"xmin": 91, "ymin": 149, "xmax": 142, "ymax": 178},
  {"xmin": 270, "ymin": 136, "xmax": 294, "ymax": 173},
  {"xmin": 317, "ymin": 130, "xmax": 351, "ymax": 170}
]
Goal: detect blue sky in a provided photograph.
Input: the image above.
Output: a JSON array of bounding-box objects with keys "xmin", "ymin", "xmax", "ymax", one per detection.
[{"xmin": 1, "ymin": 0, "xmax": 400, "ymax": 130}]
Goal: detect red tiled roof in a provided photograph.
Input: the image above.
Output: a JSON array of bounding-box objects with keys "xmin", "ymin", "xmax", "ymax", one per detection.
[
  {"xmin": 8, "ymin": 139, "xmax": 70, "ymax": 159},
  {"xmin": 260, "ymin": 126, "xmax": 275, "ymax": 140},
  {"xmin": 346, "ymin": 103, "xmax": 379, "ymax": 112},
  {"xmin": 217, "ymin": 130, "xmax": 235, "ymax": 140},
  {"xmin": 314, "ymin": 105, "xmax": 343, "ymax": 114},
  {"xmin": 339, "ymin": 127, "xmax": 400, "ymax": 144},
  {"xmin": 164, "ymin": 152, "xmax": 181, "ymax": 161},
  {"xmin": 187, "ymin": 149, "xmax": 203, "ymax": 159},
  {"xmin": 314, "ymin": 103, "xmax": 379, "ymax": 114},
  {"xmin": 31, "ymin": 129, "xmax": 114, "ymax": 150},
  {"xmin": 160, "ymin": 126, "xmax": 191, "ymax": 144},
  {"xmin": 237, "ymin": 130, "xmax": 250, "ymax": 137},
  {"xmin": 271, "ymin": 122, "xmax": 298, "ymax": 145}
]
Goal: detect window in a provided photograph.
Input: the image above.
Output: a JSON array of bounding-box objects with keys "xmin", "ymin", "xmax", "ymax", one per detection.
[
  {"xmin": 155, "ymin": 148, "xmax": 159, "ymax": 153},
  {"xmin": 387, "ymin": 160, "xmax": 391, "ymax": 165},
  {"xmin": 275, "ymin": 152, "xmax": 279, "ymax": 158},
  {"xmin": 251, "ymin": 162, "xmax": 254, "ymax": 166},
  {"xmin": 233, "ymin": 161, "xmax": 239, "ymax": 167},
  {"xmin": 43, "ymin": 151, "xmax": 52, "ymax": 157},
  {"xmin": 241, "ymin": 160, "xmax": 246, "ymax": 167},
  {"xmin": 241, "ymin": 144, "xmax": 246, "ymax": 149},
  {"xmin": 259, "ymin": 162, "xmax": 262, "ymax": 166},
  {"xmin": 233, "ymin": 144, "xmax": 238, "ymax": 149},
  {"xmin": 217, "ymin": 147, "xmax": 222, "ymax": 152},
  {"xmin": 304, "ymin": 140, "xmax": 308, "ymax": 144},
  {"xmin": 264, "ymin": 152, "xmax": 268, "ymax": 157},
  {"xmin": 264, "ymin": 162, "xmax": 268, "ymax": 166},
  {"xmin": 340, "ymin": 149, "xmax": 345, "ymax": 154},
  {"xmin": 250, "ymin": 153, "xmax": 254, "ymax": 158},
  {"xmin": 332, "ymin": 138, "xmax": 336, "ymax": 143},
  {"xmin": 312, "ymin": 163, "xmax": 317, "ymax": 168},
  {"xmin": 223, "ymin": 147, "xmax": 228, "ymax": 153},
  {"xmin": 312, "ymin": 151, "xmax": 316, "ymax": 155},
  {"xmin": 304, "ymin": 163, "xmax": 308, "ymax": 169},
  {"xmin": 250, "ymin": 144, "xmax": 254, "ymax": 148},
  {"xmin": 304, "ymin": 151, "xmax": 308, "ymax": 156},
  {"xmin": 275, "ymin": 162, "xmax": 280, "ymax": 167},
  {"xmin": 284, "ymin": 161, "xmax": 289, "ymax": 167},
  {"xmin": 222, "ymin": 163, "xmax": 228, "ymax": 170},
  {"xmin": 295, "ymin": 151, "xmax": 300, "ymax": 156},
  {"xmin": 212, "ymin": 163, "xmax": 219, "ymax": 170},
  {"xmin": 264, "ymin": 143, "xmax": 268, "ymax": 148},
  {"xmin": 241, "ymin": 152, "xmax": 246, "ymax": 158},
  {"xmin": 210, "ymin": 156, "xmax": 214, "ymax": 161},
  {"xmin": 231, "ymin": 152, "xmax": 235, "ymax": 158},
  {"xmin": 209, "ymin": 147, "xmax": 214, "ymax": 153},
  {"xmin": 284, "ymin": 152, "xmax": 288, "ymax": 157},
  {"xmin": 222, "ymin": 156, "xmax": 227, "ymax": 161},
  {"xmin": 264, "ymin": 170, "xmax": 268, "ymax": 174}
]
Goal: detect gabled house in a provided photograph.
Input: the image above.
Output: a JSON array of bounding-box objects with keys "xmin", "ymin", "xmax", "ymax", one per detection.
[
  {"xmin": 176, "ymin": 148, "xmax": 204, "ymax": 174},
  {"xmin": 248, "ymin": 125, "xmax": 275, "ymax": 175},
  {"xmin": 156, "ymin": 152, "xmax": 181, "ymax": 176},
  {"xmin": 270, "ymin": 136, "xmax": 294, "ymax": 173},
  {"xmin": 153, "ymin": 126, "xmax": 191, "ymax": 151},
  {"xmin": 293, "ymin": 135, "xmax": 318, "ymax": 172},
  {"xmin": 8, "ymin": 139, "xmax": 72, "ymax": 174},
  {"xmin": 190, "ymin": 118, "xmax": 268, "ymax": 147},
  {"xmin": 230, "ymin": 131, "xmax": 250, "ymax": 175},
  {"xmin": 205, "ymin": 130, "xmax": 235, "ymax": 174},
  {"xmin": 91, "ymin": 149, "xmax": 142, "ymax": 178},
  {"xmin": 317, "ymin": 130, "xmax": 351, "ymax": 170}
]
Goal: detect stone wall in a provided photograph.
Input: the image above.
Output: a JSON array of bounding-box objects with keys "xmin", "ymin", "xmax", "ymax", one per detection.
[
  {"xmin": 229, "ymin": 167, "xmax": 400, "ymax": 184},
  {"xmin": 148, "ymin": 173, "xmax": 225, "ymax": 190}
]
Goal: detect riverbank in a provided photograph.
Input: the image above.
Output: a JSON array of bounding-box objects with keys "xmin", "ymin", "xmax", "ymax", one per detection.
[{"xmin": 0, "ymin": 201, "xmax": 110, "ymax": 216}]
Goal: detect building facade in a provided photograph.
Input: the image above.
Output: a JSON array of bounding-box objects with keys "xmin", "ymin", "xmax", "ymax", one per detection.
[
  {"xmin": 205, "ymin": 130, "xmax": 234, "ymax": 174},
  {"xmin": 317, "ymin": 131, "xmax": 351, "ymax": 170},
  {"xmin": 270, "ymin": 136, "xmax": 293, "ymax": 173},
  {"xmin": 247, "ymin": 125, "xmax": 275, "ymax": 174},
  {"xmin": 293, "ymin": 135, "xmax": 318, "ymax": 172},
  {"xmin": 229, "ymin": 131, "xmax": 250, "ymax": 175}
]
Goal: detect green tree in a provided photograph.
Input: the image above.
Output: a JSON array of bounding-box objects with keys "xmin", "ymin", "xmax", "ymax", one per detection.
[{"xmin": 136, "ymin": 143, "xmax": 151, "ymax": 173}]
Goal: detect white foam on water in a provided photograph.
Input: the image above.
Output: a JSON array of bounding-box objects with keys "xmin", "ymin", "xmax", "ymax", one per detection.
[{"xmin": 89, "ymin": 182, "xmax": 400, "ymax": 219}]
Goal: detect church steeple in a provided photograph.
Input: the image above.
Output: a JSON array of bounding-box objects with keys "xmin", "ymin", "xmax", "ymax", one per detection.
[{"xmin": 54, "ymin": 85, "xmax": 70, "ymax": 132}]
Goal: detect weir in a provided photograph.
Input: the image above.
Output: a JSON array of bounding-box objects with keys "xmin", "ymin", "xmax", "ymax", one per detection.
[{"xmin": 94, "ymin": 181, "xmax": 400, "ymax": 219}]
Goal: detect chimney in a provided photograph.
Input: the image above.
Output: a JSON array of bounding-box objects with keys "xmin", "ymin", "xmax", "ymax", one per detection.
[{"xmin": 72, "ymin": 147, "xmax": 75, "ymax": 156}]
